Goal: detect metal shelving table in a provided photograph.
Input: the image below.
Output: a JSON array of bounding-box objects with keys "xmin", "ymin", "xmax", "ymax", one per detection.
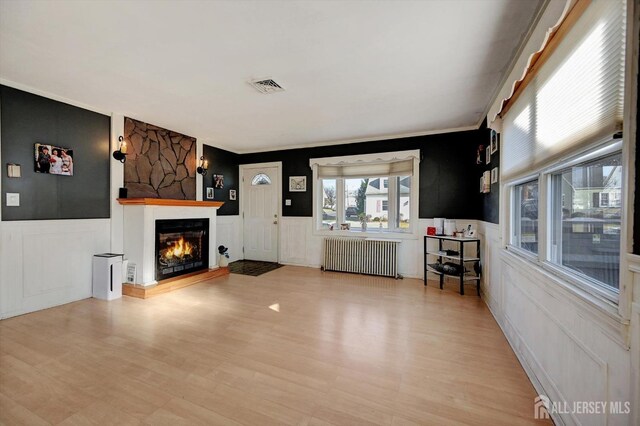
[{"xmin": 423, "ymin": 235, "xmax": 481, "ymax": 296}]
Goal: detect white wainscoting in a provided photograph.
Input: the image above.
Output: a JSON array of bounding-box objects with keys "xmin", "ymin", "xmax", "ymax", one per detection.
[
  {"xmin": 279, "ymin": 217, "xmax": 323, "ymax": 268},
  {"xmin": 477, "ymin": 221, "xmax": 636, "ymax": 426},
  {"xmin": 216, "ymin": 215, "xmax": 243, "ymax": 262},
  {"xmin": 0, "ymin": 219, "xmax": 111, "ymax": 319},
  {"xmin": 277, "ymin": 217, "xmax": 477, "ymax": 279},
  {"xmin": 627, "ymin": 254, "xmax": 640, "ymax": 426}
]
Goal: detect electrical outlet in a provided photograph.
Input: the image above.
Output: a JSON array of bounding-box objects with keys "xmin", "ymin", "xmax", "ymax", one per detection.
[
  {"xmin": 6, "ymin": 193, "xmax": 19, "ymax": 207},
  {"xmin": 285, "ymin": 199, "xmax": 292, "ymax": 206}
]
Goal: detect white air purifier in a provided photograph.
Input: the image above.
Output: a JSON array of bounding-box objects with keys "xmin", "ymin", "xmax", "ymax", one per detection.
[
  {"xmin": 92, "ymin": 253, "xmax": 123, "ymax": 301},
  {"xmin": 444, "ymin": 219, "xmax": 456, "ymax": 236}
]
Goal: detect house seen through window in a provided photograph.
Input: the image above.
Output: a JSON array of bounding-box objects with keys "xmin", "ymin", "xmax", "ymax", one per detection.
[
  {"xmin": 313, "ymin": 150, "xmax": 418, "ymax": 234},
  {"xmin": 321, "ymin": 175, "xmax": 411, "ymax": 232},
  {"xmin": 549, "ymin": 152, "xmax": 622, "ymax": 290}
]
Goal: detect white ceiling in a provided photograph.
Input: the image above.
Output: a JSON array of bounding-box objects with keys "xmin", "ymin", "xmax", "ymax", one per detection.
[{"xmin": 0, "ymin": 0, "xmax": 541, "ymax": 153}]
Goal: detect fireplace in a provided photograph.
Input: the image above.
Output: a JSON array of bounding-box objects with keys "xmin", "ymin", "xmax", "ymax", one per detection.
[{"xmin": 155, "ymin": 218, "xmax": 209, "ymax": 281}]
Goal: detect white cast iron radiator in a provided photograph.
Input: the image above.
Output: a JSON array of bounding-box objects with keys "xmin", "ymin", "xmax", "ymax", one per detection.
[{"xmin": 322, "ymin": 238, "xmax": 401, "ymax": 278}]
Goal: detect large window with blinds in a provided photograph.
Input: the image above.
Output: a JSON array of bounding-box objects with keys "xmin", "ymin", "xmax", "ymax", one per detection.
[
  {"xmin": 502, "ymin": 0, "xmax": 626, "ymax": 180},
  {"xmin": 310, "ymin": 150, "xmax": 419, "ymax": 235},
  {"xmin": 502, "ymin": 0, "xmax": 626, "ymax": 300}
]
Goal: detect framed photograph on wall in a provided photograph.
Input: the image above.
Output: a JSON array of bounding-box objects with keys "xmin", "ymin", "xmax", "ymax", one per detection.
[
  {"xmin": 480, "ymin": 176, "xmax": 484, "ymax": 193},
  {"xmin": 482, "ymin": 170, "xmax": 491, "ymax": 193},
  {"xmin": 213, "ymin": 174, "xmax": 224, "ymax": 189},
  {"xmin": 476, "ymin": 145, "xmax": 484, "ymax": 165},
  {"xmin": 34, "ymin": 143, "xmax": 74, "ymax": 176},
  {"xmin": 490, "ymin": 129, "xmax": 499, "ymax": 154},
  {"xmin": 289, "ymin": 176, "xmax": 307, "ymax": 192},
  {"xmin": 485, "ymin": 146, "xmax": 491, "ymax": 165},
  {"xmin": 491, "ymin": 167, "xmax": 498, "ymax": 184},
  {"xmin": 206, "ymin": 187, "xmax": 214, "ymax": 199},
  {"xmin": 229, "ymin": 189, "xmax": 236, "ymax": 200}
]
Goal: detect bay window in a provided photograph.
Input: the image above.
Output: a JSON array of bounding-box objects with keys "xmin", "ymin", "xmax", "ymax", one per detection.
[
  {"xmin": 321, "ymin": 179, "xmax": 337, "ymax": 228},
  {"xmin": 310, "ymin": 150, "xmax": 419, "ymax": 235}
]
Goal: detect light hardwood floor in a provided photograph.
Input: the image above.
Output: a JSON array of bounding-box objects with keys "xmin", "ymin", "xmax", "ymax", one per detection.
[{"xmin": 0, "ymin": 266, "xmax": 550, "ymax": 425}]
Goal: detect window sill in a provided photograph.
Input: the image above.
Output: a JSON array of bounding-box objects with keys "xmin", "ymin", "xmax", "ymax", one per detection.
[
  {"xmin": 502, "ymin": 247, "xmax": 629, "ymax": 348},
  {"xmin": 540, "ymin": 261, "xmax": 619, "ymax": 304},
  {"xmin": 506, "ymin": 245, "xmax": 619, "ymax": 305},
  {"xmin": 313, "ymin": 228, "xmax": 418, "ymax": 240},
  {"xmin": 506, "ymin": 245, "xmax": 539, "ymax": 264}
]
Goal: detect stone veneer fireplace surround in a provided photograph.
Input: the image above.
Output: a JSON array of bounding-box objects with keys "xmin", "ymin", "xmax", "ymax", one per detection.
[
  {"xmin": 119, "ymin": 198, "xmax": 223, "ymax": 286},
  {"xmin": 123, "ymin": 117, "xmax": 197, "ymax": 200}
]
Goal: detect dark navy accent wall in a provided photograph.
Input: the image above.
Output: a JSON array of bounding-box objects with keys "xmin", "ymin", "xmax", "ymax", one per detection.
[
  {"xmin": 240, "ymin": 129, "xmax": 485, "ymax": 218},
  {"xmin": 202, "ymin": 144, "xmax": 240, "ymax": 216},
  {"xmin": 0, "ymin": 85, "xmax": 111, "ymax": 221}
]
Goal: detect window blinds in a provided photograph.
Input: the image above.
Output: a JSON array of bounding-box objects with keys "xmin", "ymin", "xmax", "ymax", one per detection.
[
  {"xmin": 317, "ymin": 159, "xmax": 414, "ymax": 178},
  {"xmin": 502, "ymin": 0, "xmax": 626, "ymax": 180},
  {"xmin": 310, "ymin": 150, "xmax": 419, "ymax": 179}
]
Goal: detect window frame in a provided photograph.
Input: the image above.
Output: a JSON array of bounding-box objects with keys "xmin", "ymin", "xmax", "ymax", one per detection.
[
  {"xmin": 506, "ymin": 139, "xmax": 623, "ymax": 303},
  {"xmin": 510, "ymin": 177, "xmax": 540, "ymax": 260},
  {"xmin": 311, "ymin": 150, "xmax": 420, "ymax": 239}
]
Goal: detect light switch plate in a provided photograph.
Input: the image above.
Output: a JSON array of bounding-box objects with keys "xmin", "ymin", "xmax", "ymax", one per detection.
[
  {"xmin": 285, "ymin": 199, "xmax": 292, "ymax": 206},
  {"xmin": 6, "ymin": 193, "xmax": 19, "ymax": 207}
]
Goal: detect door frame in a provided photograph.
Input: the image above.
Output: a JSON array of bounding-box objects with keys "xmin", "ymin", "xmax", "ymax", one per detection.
[{"xmin": 239, "ymin": 161, "xmax": 283, "ymax": 262}]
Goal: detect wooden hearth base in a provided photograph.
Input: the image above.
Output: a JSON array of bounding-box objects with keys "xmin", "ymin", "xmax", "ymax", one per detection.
[{"xmin": 122, "ymin": 268, "xmax": 229, "ymax": 299}]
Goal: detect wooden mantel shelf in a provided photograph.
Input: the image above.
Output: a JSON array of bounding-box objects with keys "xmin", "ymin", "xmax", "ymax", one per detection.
[{"xmin": 117, "ymin": 198, "xmax": 224, "ymax": 208}]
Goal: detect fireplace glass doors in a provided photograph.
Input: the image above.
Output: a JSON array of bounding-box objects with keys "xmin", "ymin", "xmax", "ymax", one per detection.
[{"xmin": 155, "ymin": 218, "xmax": 209, "ymax": 281}]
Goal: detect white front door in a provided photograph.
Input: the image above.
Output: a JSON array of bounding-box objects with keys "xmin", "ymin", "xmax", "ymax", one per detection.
[{"xmin": 242, "ymin": 166, "xmax": 279, "ymax": 262}]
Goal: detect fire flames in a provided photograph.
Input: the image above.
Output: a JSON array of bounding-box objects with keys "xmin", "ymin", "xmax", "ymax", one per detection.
[{"xmin": 163, "ymin": 237, "xmax": 193, "ymax": 260}]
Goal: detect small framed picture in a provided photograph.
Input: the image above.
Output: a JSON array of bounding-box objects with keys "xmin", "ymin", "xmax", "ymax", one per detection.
[
  {"xmin": 480, "ymin": 176, "xmax": 484, "ymax": 193},
  {"xmin": 35, "ymin": 143, "xmax": 74, "ymax": 176},
  {"xmin": 229, "ymin": 189, "xmax": 236, "ymax": 200},
  {"xmin": 340, "ymin": 223, "xmax": 351, "ymax": 231},
  {"xmin": 206, "ymin": 187, "xmax": 214, "ymax": 199},
  {"xmin": 213, "ymin": 174, "xmax": 224, "ymax": 189},
  {"xmin": 483, "ymin": 170, "xmax": 491, "ymax": 193},
  {"xmin": 491, "ymin": 167, "xmax": 498, "ymax": 184},
  {"xmin": 476, "ymin": 145, "xmax": 484, "ymax": 165},
  {"xmin": 289, "ymin": 176, "xmax": 307, "ymax": 192},
  {"xmin": 490, "ymin": 129, "xmax": 499, "ymax": 154},
  {"xmin": 486, "ymin": 146, "xmax": 491, "ymax": 164}
]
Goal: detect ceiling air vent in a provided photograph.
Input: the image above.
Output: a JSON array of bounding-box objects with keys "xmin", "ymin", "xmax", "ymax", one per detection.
[{"xmin": 249, "ymin": 78, "xmax": 285, "ymax": 94}]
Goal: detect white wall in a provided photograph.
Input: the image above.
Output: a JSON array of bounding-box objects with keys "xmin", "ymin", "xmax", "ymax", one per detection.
[
  {"xmin": 0, "ymin": 89, "xmax": 117, "ymax": 320},
  {"xmin": 0, "ymin": 219, "xmax": 111, "ymax": 319},
  {"xmin": 110, "ymin": 114, "xmax": 125, "ymax": 253},
  {"xmin": 276, "ymin": 217, "xmax": 477, "ymax": 279},
  {"xmin": 476, "ymin": 221, "xmax": 638, "ymax": 426},
  {"xmin": 215, "ymin": 215, "xmax": 242, "ymax": 263}
]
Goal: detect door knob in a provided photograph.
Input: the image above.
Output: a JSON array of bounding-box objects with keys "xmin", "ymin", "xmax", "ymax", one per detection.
[{"xmin": 273, "ymin": 220, "xmax": 278, "ymax": 225}]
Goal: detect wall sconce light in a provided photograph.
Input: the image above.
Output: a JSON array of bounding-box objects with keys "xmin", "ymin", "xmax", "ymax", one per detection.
[
  {"xmin": 113, "ymin": 136, "xmax": 128, "ymax": 163},
  {"xmin": 196, "ymin": 156, "xmax": 208, "ymax": 176}
]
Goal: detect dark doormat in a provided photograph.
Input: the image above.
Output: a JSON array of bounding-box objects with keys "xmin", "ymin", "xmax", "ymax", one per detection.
[{"xmin": 229, "ymin": 260, "xmax": 283, "ymax": 277}]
